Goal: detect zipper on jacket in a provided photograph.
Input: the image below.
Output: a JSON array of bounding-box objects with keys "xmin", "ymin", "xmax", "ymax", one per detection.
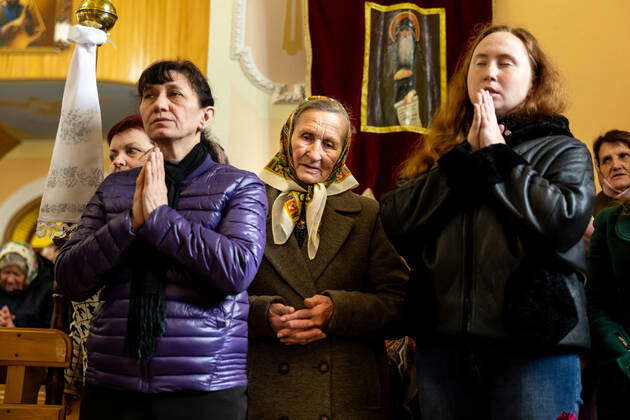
[{"xmin": 462, "ymin": 208, "xmax": 474, "ymax": 332}]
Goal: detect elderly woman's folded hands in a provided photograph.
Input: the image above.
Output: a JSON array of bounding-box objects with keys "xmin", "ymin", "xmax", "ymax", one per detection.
[{"xmin": 268, "ymin": 295, "xmax": 333, "ymax": 345}]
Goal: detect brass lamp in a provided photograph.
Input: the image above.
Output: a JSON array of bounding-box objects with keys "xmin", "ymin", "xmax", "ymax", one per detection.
[{"xmin": 75, "ymin": 0, "xmax": 118, "ymax": 32}]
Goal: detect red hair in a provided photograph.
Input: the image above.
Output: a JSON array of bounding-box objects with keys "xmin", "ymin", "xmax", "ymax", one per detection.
[{"xmin": 106, "ymin": 114, "xmax": 145, "ymax": 145}]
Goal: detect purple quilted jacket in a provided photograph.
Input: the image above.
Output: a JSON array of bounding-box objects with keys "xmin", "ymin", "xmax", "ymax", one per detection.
[{"xmin": 56, "ymin": 156, "xmax": 267, "ymax": 393}]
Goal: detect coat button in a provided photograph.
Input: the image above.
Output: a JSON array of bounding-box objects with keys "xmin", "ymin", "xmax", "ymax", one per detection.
[
  {"xmin": 317, "ymin": 362, "xmax": 329, "ymax": 373},
  {"xmin": 278, "ymin": 362, "xmax": 290, "ymax": 375}
]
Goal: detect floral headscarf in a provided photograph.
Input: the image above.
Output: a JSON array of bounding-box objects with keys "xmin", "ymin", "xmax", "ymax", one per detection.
[
  {"xmin": 0, "ymin": 241, "xmax": 39, "ymax": 285},
  {"xmin": 260, "ymin": 96, "xmax": 359, "ymax": 259}
]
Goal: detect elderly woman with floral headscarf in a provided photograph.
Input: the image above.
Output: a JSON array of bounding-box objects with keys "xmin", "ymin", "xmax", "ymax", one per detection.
[
  {"xmin": 247, "ymin": 96, "xmax": 409, "ymax": 419},
  {"xmin": 0, "ymin": 241, "xmax": 54, "ymax": 329}
]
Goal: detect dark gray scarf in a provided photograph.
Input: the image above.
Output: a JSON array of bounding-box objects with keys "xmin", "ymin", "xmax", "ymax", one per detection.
[{"xmin": 124, "ymin": 143, "xmax": 207, "ymax": 360}]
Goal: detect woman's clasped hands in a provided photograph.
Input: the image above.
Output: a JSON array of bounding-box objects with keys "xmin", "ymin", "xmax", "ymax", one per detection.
[
  {"xmin": 0, "ymin": 305, "xmax": 15, "ymax": 328},
  {"xmin": 268, "ymin": 295, "xmax": 333, "ymax": 345},
  {"xmin": 132, "ymin": 148, "xmax": 169, "ymax": 231},
  {"xmin": 467, "ymin": 89, "xmax": 506, "ymax": 151}
]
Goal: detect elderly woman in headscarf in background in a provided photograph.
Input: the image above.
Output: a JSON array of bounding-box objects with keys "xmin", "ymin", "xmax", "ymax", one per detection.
[
  {"xmin": 247, "ymin": 96, "xmax": 408, "ymax": 419},
  {"xmin": 0, "ymin": 241, "xmax": 55, "ymax": 403},
  {"xmin": 0, "ymin": 241, "xmax": 54, "ymax": 329}
]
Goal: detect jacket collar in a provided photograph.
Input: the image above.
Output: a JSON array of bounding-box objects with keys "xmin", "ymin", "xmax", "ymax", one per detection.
[
  {"xmin": 184, "ymin": 154, "xmax": 215, "ymax": 181},
  {"xmin": 308, "ymin": 191, "xmax": 361, "ymax": 282},
  {"xmin": 263, "ymin": 186, "xmax": 361, "ymax": 298},
  {"xmin": 499, "ymin": 115, "xmax": 572, "ymax": 148},
  {"xmin": 614, "ymin": 206, "xmax": 630, "ymax": 241}
]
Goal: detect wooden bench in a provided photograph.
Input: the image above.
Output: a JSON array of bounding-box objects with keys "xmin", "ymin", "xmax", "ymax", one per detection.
[{"xmin": 0, "ymin": 328, "xmax": 71, "ymax": 420}]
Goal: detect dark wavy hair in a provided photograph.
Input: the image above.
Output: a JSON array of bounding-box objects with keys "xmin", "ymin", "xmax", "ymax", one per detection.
[{"xmin": 400, "ymin": 25, "xmax": 566, "ymax": 180}]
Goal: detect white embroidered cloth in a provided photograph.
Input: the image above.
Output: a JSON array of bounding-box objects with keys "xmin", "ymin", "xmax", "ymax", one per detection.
[{"xmin": 37, "ymin": 25, "xmax": 107, "ymax": 237}]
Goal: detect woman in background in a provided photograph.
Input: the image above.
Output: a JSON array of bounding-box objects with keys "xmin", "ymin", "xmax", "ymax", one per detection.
[
  {"xmin": 587, "ymin": 200, "xmax": 630, "ymax": 418},
  {"xmin": 0, "ymin": 241, "xmax": 54, "ymax": 403},
  {"xmin": 0, "ymin": 240, "xmax": 53, "ymax": 328},
  {"xmin": 107, "ymin": 114, "xmax": 155, "ymax": 173}
]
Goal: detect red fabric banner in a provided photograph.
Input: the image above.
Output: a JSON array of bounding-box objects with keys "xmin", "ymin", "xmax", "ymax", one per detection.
[{"xmin": 307, "ymin": 0, "xmax": 492, "ymax": 196}]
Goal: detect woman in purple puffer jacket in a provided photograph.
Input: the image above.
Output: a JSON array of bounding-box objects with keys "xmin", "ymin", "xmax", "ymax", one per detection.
[{"xmin": 56, "ymin": 60, "xmax": 267, "ymax": 420}]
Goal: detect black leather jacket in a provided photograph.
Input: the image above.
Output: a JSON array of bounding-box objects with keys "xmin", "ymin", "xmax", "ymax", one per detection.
[{"xmin": 381, "ymin": 116, "xmax": 594, "ymax": 349}]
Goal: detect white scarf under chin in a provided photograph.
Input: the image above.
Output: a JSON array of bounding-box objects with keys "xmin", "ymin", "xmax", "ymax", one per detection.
[{"xmin": 259, "ymin": 169, "xmax": 358, "ymax": 260}]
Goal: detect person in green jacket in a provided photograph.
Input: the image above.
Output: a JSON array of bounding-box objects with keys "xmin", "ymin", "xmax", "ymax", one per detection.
[
  {"xmin": 587, "ymin": 202, "xmax": 630, "ymax": 419},
  {"xmin": 592, "ymin": 130, "xmax": 630, "ymax": 216}
]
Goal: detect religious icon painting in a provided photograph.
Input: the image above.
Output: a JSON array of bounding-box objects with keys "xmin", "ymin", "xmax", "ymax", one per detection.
[
  {"xmin": 0, "ymin": 0, "xmax": 71, "ymax": 51},
  {"xmin": 361, "ymin": 2, "xmax": 446, "ymax": 134}
]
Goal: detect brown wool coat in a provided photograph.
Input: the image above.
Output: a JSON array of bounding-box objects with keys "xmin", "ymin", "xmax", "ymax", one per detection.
[{"xmin": 247, "ymin": 187, "xmax": 409, "ymax": 420}]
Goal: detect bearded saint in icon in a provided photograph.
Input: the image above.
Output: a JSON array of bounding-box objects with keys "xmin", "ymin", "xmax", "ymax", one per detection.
[{"xmin": 382, "ymin": 11, "xmax": 425, "ymax": 128}]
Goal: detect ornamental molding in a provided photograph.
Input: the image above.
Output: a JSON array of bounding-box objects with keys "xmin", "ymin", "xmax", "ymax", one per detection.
[{"xmin": 230, "ymin": 0, "xmax": 305, "ymax": 104}]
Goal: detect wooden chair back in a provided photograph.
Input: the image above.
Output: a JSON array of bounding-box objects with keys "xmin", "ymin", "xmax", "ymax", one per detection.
[{"xmin": 0, "ymin": 328, "xmax": 71, "ymax": 420}]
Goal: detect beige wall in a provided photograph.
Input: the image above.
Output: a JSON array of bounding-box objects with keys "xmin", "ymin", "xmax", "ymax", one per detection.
[
  {"xmin": 206, "ymin": 1, "xmax": 297, "ymax": 173},
  {"xmin": 0, "ymin": 142, "xmax": 51, "ymax": 205},
  {"xmin": 494, "ymin": 0, "xmax": 630, "ymax": 151},
  {"xmin": 246, "ymin": 0, "xmax": 306, "ymax": 86}
]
